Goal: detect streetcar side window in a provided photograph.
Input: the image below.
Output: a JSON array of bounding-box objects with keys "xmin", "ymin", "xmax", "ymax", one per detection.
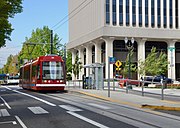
[
  {"xmin": 32, "ymin": 65, "xmax": 36, "ymax": 78},
  {"xmin": 37, "ymin": 65, "xmax": 40, "ymax": 79}
]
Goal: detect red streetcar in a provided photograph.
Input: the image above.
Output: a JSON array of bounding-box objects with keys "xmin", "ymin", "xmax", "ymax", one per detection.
[{"xmin": 19, "ymin": 55, "xmax": 66, "ymax": 91}]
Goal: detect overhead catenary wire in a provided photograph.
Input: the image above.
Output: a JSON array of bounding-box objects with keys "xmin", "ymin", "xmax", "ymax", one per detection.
[
  {"xmin": 54, "ymin": 0, "xmax": 95, "ymax": 31},
  {"xmin": 51, "ymin": 0, "xmax": 89, "ymax": 29}
]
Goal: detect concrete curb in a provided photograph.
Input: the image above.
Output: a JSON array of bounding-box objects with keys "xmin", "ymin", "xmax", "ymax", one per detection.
[
  {"xmin": 69, "ymin": 90, "xmax": 180, "ymax": 111},
  {"xmin": 70, "ymin": 90, "xmax": 141, "ymax": 108},
  {"xmin": 141, "ymin": 104, "xmax": 180, "ymax": 111}
]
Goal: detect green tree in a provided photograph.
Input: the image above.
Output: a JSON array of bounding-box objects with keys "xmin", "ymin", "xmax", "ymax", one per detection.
[
  {"xmin": 72, "ymin": 55, "xmax": 82, "ymax": 80},
  {"xmin": 121, "ymin": 49, "xmax": 136, "ymax": 78},
  {"xmin": 0, "ymin": 0, "xmax": 23, "ymax": 47},
  {"xmin": 138, "ymin": 47, "xmax": 168, "ymax": 78},
  {"xmin": 18, "ymin": 26, "xmax": 62, "ymax": 66},
  {"xmin": 66, "ymin": 51, "xmax": 72, "ymax": 80}
]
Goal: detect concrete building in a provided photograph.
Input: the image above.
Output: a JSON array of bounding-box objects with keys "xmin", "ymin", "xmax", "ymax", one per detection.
[{"xmin": 67, "ymin": 0, "xmax": 180, "ymax": 81}]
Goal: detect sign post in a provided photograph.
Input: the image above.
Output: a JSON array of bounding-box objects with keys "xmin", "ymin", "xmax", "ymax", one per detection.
[{"xmin": 108, "ymin": 57, "xmax": 116, "ymax": 97}]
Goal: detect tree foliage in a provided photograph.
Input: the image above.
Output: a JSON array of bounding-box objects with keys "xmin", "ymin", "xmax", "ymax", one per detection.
[
  {"xmin": 121, "ymin": 49, "xmax": 136, "ymax": 78},
  {"xmin": 72, "ymin": 55, "xmax": 82, "ymax": 80},
  {"xmin": 0, "ymin": 0, "xmax": 23, "ymax": 47},
  {"xmin": 18, "ymin": 26, "xmax": 63, "ymax": 66},
  {"xmin": 138, "ymin": 47, "xmax": 168, "ymax": 77}
]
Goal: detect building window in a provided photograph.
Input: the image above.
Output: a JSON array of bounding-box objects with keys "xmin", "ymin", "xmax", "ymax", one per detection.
[
  {"xmin": 132, "ymin": 0, "xmax": 136, "ymax": 26},
  {"xmin": 175, "ymin": 0, "xmax": 178, "ymax": 28},
  {"xmin": 164, "ymin": 0, "xmax": 167, "ymax": 28},
  {"xmin": 157, "ymin": 0, "xmax": 161, "ymax": 27},
  {"xmin": 139, "ymin": 0, "xmax": 142, "ymax": 27},
  {"xmin": 170, "ymin": 0, "xmax": 173, "ymax": 28},
  {"xmin": 106, "ymin": 0, "xmax": 110, "ymax": 24},
  {"xmin": 113, "ymin": 0, "xmax": 116, "ymax": 25},
  {"xmin": 126, "ymin": 0, "xmax": 129, "ymax": 26},
  {"xmin": 145, "ymin": 0, "xmax": 148, "ymax": 27},
  {"xmin": 151, "ymin": 0, "xmax": 155, "ymax": 27},
  {"xmin": 119, "ymin": 0, "xmax": 123, "ymax": 25}
]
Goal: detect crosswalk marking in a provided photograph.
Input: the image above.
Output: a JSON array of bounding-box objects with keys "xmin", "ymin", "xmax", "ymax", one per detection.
[
  {"xmin": 87, "ymin": 103, "xmax": 111, "ymax": 110},
  {"xmin": 59, "ymin": 105, "xmax": 83, "ymax": 112},
  {"xmin": 0, "ymin": 109, "xmax": 10, "ymax": 117},
  {"xmin": 28, "ymin": 107, "xmax": 49, "ymax": 114}
]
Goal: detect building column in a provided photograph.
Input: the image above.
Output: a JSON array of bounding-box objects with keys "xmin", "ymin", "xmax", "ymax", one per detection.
[
  {"xmin": 167, "ymin": 0, "xmax": 170, "ymax": 28},
  {"xmin": 85, "ymin": 45, "xmax": 92, "ymax": 77},
  {"xmin": 71, "ymin": 49, "xmax": 77, "ymax": 80},
  {"xmin": 136, "ymin": 0, "xmax": 139, "ymax": 27},
  {"xmin": 116, "ymin": 0, "xmax": 119, "ymax": 26},
  {"xmin": 94, "ymin": 42, "xmax": 101, "ymax": 63},
  {"xmin": 172, "ymin": 0, "xmax": 176, "ymax": 29},
  {"xmin": 129, "ymin": 0, "xmax": 132, "ymax": 27},
  {"xmin": 148, "ymin": 0, "xmax": 151, "ymax": 28},
  {"xmin": 167, "ymin": 40, "xmax": 176, "ymax": 80},
  {"xmin": 137, "ymin": 39, "xmax": 146, "ymax": 79},
  {"xmin": 161, "ymin": 0, "xmax": 164, "ymax": 28},
  {"xmin": 104, "ymin": 37, "xmax": 114, "ymax": 79},
  {"xmin": 78, "ymin": 47, "xmax": 84, "ymax": 80},
  {"xmin": 142, "ymin": 0, "xmax": 145, "ymax": 27},
  {"xmin": 123, "ymin": 0, "xmax": 126, "ymax": 26},
  {"xmin": 110, "ymin": 0, "xmax": 113, "ymax": 26},
  {"xmin": 155, "ymin": 0, "xmax": 158, "ymax": 28}
]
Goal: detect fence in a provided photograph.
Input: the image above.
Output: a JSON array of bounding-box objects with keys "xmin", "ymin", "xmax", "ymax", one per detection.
[{"xmin": 66, "ymin": 78, "xmax": 168, "ymax": 100}]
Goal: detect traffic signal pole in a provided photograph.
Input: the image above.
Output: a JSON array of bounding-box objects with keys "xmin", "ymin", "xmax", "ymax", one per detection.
[{"xmin": 50, "ymin": 30, "xmax": 53, "ymax": 54}]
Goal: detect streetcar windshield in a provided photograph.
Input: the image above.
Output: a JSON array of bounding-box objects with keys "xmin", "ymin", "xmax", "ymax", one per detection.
[{"xmin": 42, "ymin": 61, "xmax": 64, "ymax": 80}]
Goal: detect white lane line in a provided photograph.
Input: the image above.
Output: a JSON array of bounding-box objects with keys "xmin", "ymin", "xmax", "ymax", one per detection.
[
  {"xmin": 4, "ymin": 87, "xmax": 56, "ymax": 107},
  {"xmin": 0, "ymin": 109, "xmax": 10, "ymax": 117},
  {"xmin": 0, "ymin": 121, "xmax": 17, "ymax": 125},
  {"xmin": 28, "ymin": 107, "xmax": 49, "ymax": 114},
  {"xmin": 0, "ymin": 96, "xmax": 11, "ymax": 109},
  {"xmin": 15, "ymin": 116, "xmax": 27, "ymax": 128},
  {"xmin": 67, "ymin": 111, "xmax": 109, "ymax": 128},
  {"xmin": 59, "ymin": 105, "xmax": 83, "ymax": 112},
  {"xmin": 87, "ymin": 103, "xmax": 111, "ymax": 110}
]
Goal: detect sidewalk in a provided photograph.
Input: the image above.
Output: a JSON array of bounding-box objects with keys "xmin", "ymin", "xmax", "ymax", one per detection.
[{"xmin": 67, "ymin": 87, "xmax": 180, "ymax": 111}]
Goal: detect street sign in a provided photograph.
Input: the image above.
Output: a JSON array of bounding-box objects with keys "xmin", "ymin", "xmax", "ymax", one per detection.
[
  {"xmin": 109, "ymin": 57, "xmax": 116, "ymax": 64},
  {"xmin": 115, "ymin": 60, "xmax": 122, "ymax": 68}
]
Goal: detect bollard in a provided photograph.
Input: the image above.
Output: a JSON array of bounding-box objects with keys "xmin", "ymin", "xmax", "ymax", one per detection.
[{"xmin": 161, "ymin": 78, "xmax": 164, "ymax": 100}]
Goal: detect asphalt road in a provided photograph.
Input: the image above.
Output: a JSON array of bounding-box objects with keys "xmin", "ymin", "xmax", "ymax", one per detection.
[{"xmin": 0, "ymin": 85, "xmax": 180, "ymax": 128}]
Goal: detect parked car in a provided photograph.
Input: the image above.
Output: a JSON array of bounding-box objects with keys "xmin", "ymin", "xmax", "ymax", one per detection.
[
  {"xmin": 144, "ymin": 75, "xmax": 173, "ymax": 86},
  {"xmin": 118, "ymin": 78, "xmax": 140, "ymax": 87}
]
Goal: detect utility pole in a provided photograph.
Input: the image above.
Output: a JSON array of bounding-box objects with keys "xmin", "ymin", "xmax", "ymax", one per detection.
[{"xmin": 50, "ymin": 30, "xmax": 53, "ymax": 54}]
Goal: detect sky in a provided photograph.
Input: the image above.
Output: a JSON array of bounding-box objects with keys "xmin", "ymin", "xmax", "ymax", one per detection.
[{"xmin": 0, "ymin": 0, "xmax": 68, "ymax": 68}]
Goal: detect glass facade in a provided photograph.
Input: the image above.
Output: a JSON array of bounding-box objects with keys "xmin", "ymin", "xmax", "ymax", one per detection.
[
  {"xmin": 119, "ymin": 0, "xmax": 123, "ymax": 25},
  {"xmin": 139, "ymin": 0, "xmax": 142, "ymax": 26},
  {"xmin": 105, "ymin": 0, "xmax": 178, "ymax": 29},
  {"xmin": 132, "ymin": 0, "xmax": 136, "ymax": 26},
  {"xmin": 164, "ymin": 0, "xmax": 167, "ymax": 28},
  {"xmin": 126, "ymin": 0, "xmax": 129, "ymax": 26},
  {"xmin": 106, "ymin": 0, "xmax": 110, "ymax": 24},
  {"xmin": 113, "ymin": 0, "xmax": 116, "ymax": 25},
  {"xmin": 145, "ymin": 0, "xmax": 148, "ymax": 27},
  {"xmin": 157, "ymin": 0, "xmax": 161, "ymax": 27}
]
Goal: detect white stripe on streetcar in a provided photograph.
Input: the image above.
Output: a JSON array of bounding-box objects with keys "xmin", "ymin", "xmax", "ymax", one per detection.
[
  {"xmin": 0, "ymin": 96, "xmax": 11, "ymax": 109},
  {"xmin": 28, "ymin": 107, "xmax": 49, "ymax": 114},
  {"xmin": 67, "ymin": 111, "xmax": 109, "ymax": 128},
  {"xmin": 4, "ymin": 87, "xmax": 56, "ymax": 107},
  {"xmin": 0, "ymin": 109, "xmax": 10, "ymax": 117},
  {"xmin": 87, "ymin": 103, "xmax": 111, "ymax": 110},
  {"xmin": 15, "ymin": 116, "xmax": 27, "ymax": 128},
  {"xmin": 59, "ymin": 105, "xmax": 83, "ymax": 112}
]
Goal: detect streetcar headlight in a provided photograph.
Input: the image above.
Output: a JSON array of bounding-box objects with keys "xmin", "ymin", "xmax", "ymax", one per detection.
[
  {"xmin": 44, "ymin": 80, "xmax": 47, "ymax": 83},
  {"xmin": 56, "ymin": 80, "xmax": 60, "ymax": 83},
  {"xmin": 48, "ymin": 80, "xmax": 51, "ymax": 83}
]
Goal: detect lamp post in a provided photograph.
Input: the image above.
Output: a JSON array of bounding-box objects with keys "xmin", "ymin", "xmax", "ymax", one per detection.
[{"xmin": 124, "ymin": 37, "xmax": 134, "ymax": 79}]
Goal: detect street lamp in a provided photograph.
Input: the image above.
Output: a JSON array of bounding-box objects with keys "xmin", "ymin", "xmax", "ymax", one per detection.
[{"xmin": 124, "ymin": 37, "xmax": 134, "ymax": 79}]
